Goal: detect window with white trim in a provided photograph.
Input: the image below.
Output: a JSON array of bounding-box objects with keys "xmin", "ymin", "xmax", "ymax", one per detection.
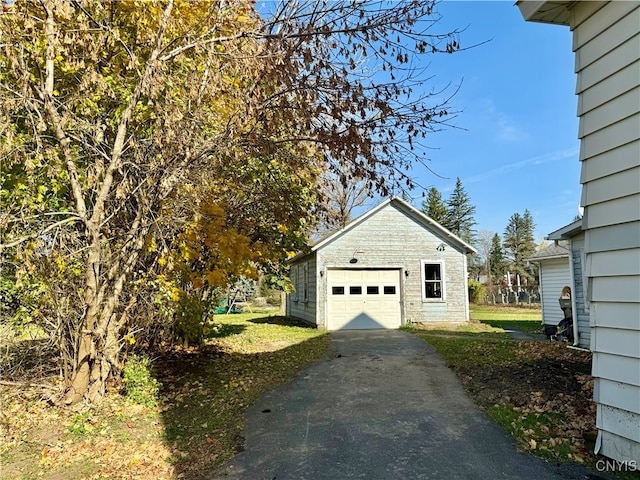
[
  {"xmin": 292, "ymin": 265, "xmax": 299, "ymax": 302},
  {"xmin": 422, "ymin": 260, "xmax": 445, "ymax": 301},
  {"xmin": 303, "ymin": 264, "xmax": 309, "ymax": 302}
]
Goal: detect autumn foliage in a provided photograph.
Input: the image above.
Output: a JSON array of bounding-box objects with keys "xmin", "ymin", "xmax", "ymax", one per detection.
[{"xmin": 1, "ymin": 0, "xmax": 464, "ymax": 403}]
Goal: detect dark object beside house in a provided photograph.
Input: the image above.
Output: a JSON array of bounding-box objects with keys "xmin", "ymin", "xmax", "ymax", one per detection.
[{"xmin": 544, "ymin": 297, "xmax": 574, "ymax": 342}]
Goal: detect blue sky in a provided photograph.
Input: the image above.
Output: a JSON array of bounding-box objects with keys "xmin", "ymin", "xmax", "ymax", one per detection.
[{"xmin": 386, "ymin": 1, "xmax": 582, "ymax": 242}]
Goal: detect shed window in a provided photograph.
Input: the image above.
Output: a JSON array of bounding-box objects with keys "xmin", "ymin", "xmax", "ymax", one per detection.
[
  {"xmin": 332, "ymin": 286, "xmax": 345, "ymax": 295},
  {"xmin": 303, "ymin": 264, "xmax": 309, "ymax": 302},
  {"xmin": 422, "ymin": 261, "xmax": 445, "ymax": 301}
]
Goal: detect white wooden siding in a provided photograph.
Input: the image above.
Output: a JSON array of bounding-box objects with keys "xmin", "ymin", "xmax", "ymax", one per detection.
[
  {"xmin": 577, "ymin": 60, "xmax": 640, "ymax": 114},
  {"xmin": 592, "ymin": 327, "xmax": 640, "ymax": 359},
  {"xmin": 588, "ymin": 248, "xmax": 640, "ymax": 276},
  {"xmin": 586, "ymin": 221, "xmax": 640, "ymax": 252},
  {"xmin": 597, "ymin": 404, "xmax": 640, "ymax": 442},
  {"xmin": 571, "ymin": 1, "xmax": 640, "ymax": 464},
  {"xmin": 539, "ymin": 258, "xmax": 571, "ymax": 326},
  {"xmin": 573, "ymin": 5, "xmax": 639, "ymax": 68},
  {"xmin": 594, "ymin": 378, "xmax": 640, "ymax": 414},
  {"xmin": 584, "ymin": 193, "xmax": 640, "ymax": 229},
  {"xmin": 575, "ymin": 34, "xmax": 640, "ymax": 92},
  {"xmin": 578, "ymin": 87, "xmax": 640, "ymax": 137},
  {"xmin": 571, "ymin": 2, "xmax": 638, "ymax": 49},
  {"xmin": 590, "ymin": 302, "xmax": 640, "ymax": 329},
  {"xmin": 592, "ymin": 351, "xmax": 640, "ymax": 387},
  {"xmin": 578, "ymin": 115, "xmax": 640, "ymax": 159},
  {"xmin": 287, "ymin": 257, "xmax": 317, "ymax": 325},
  {"xmin": 581, "ymin": 165, "xmax": 640, "ymax": 205},
  {"xmin": 580, "ymin": 141, "xmax": 639, "ymax": 183}
]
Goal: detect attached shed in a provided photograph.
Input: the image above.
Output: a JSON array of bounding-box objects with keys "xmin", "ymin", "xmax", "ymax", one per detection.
[
  {"xmin": 528, "ymin": 241, "xmax": 572, "ymax": 328},
  {"xmin": 546, "ymin": 220, "xmax": 591, "ymax": 349},
  {"xmin": 518, "ymin": 0, "xmax": 640, "ymax": 464},
  {"xmin": 286, "ymin": 197, "xmax": 477, "ymax": 330}
]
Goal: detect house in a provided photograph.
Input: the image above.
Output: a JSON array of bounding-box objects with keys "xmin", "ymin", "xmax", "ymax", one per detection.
[
  {"xmin": 286, "ymin": 197, "xmax": 477, "ymax": 330},
  {"xmin": 529, "ymin": 220, "xmax": 591, "ymax": 349},
  {"xmin": 528, "ymin": 241, "xmax": 572, "ymax": 327},
  {"xmin": 546, "ymin": 220, "xmax": 591, "ymax": 349},
  {"xmin": 518, "ymin": 1, "xmax": 640, "ymax": 464}
]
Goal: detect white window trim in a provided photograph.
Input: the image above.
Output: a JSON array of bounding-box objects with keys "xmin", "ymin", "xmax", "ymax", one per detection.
[
  {"xmin": 421, "ymin": 260, "xmax": 446, "ymax": 302},
  {"xmin": 292, "ymin": 265, "xmax": 299, "ymax": 302}
]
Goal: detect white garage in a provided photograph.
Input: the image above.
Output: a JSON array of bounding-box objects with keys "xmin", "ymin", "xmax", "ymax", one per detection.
[
  {"xmin": 326, "ymin": 269, "xmax": 401, "ymax": 330},
  {"xmin": 286, "ymin": 197, "xmax": 476, "ymax": 330}
]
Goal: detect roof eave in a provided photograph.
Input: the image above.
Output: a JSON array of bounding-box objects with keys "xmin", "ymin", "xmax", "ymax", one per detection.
[
  {"xmin": 546, "ymin": 219, "xmax": 583, "ymax": 240},
  {"xmin": 516, "ymin": 0, "xmax": 573, "ymax": 26}
]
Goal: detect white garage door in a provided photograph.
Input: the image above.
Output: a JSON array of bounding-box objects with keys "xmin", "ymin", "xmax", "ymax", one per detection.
[{"xmin": 326, "ymin": 269, "xmax": 401, "ymax": 330}]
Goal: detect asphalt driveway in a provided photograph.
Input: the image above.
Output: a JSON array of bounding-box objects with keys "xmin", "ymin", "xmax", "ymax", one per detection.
[{"xmin": 212, "ymin": 330, "xmax": 605, "ymax": 479}]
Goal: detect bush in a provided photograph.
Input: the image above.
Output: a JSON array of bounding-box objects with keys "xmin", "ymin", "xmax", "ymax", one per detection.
[
  {"xmin": 468, "ymin": 281, "xmax": 486, "ymax": 304},
  {"xmin": 122, "ymin": 354, "xmax": 162, "ymax": 407}
]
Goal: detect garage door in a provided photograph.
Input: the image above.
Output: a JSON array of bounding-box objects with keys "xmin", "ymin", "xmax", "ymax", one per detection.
[{"xmin": 326, "ymin": 269, "xmax": 401, "ymax": 330}]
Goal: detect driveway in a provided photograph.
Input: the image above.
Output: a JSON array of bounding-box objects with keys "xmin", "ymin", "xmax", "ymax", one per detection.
[{"xmin": 212, "ymin": 330, "xmax": 605, "ymax": 479}]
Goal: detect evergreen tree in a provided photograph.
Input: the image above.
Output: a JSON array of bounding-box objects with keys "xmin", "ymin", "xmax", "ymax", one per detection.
[
  {"xmin": 489, "ymin": 233, "xmax": 506, "ymax": 284},
  {"xmin": 421, "ymin": 187, "xmax": 448, "ymax": 224},
  {"xmin": 444, "ymin": 178, "xmax": 477, "ymax": 244},
  {"xmin": 503, "ymin": 210, "xmax": 537, "ymax": 284}
]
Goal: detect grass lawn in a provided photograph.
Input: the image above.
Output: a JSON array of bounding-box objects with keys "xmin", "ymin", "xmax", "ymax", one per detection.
[
  {"xmin": 0, "ymin": 312, "xmax": 329, "ymax": 480},
  {"xmin": 470, "ymin": 303, "xmax": 544, "ymax": 335}
]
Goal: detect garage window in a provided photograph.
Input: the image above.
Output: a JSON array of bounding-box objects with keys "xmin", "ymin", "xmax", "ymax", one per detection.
[
  {"xmin": 332, "ymin": 286, "xmax": 345, "ymax": 295},
  {"xmin": 350, "ymin": 286, "xmax": 362, "ymax": 295},
  {"xmin": 422, "ymin": 260, "xmax": 445, "ymax": 301},
  {"xmin": 367, "ymin": 286, "xmax": 379, "ymax": 295},
  {"xmin": 383, "ymin": 286, "xmax": 396, "ymax": 294}
]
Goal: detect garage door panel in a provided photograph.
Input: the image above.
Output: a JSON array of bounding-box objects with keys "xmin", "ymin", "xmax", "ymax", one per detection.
[{"xmin": 327, "ymin": 269, "xmax": 401, "ymax": 330}]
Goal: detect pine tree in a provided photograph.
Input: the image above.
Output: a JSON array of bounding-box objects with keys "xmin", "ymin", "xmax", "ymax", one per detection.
[
  {"xmin": 444, "ymin": 178, "xmax": 477, "ymax": 244},
  {"xmin": 489, "ymin": 233, "xmax": 506, "ymax": 284},
  {"xmin": 421, "ymin": 187, "xmax": 448, "ymax": 224},
  {"xmin": 503, "ymin": 210, "xmax": 537, "ymax": 284}
]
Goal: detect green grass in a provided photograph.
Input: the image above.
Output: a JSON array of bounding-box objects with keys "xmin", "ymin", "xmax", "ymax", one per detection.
[
  {"xmin": 412, "ymin": 333, "xmax": 518, "ymax": 367},
  {"xmin": 470, "ymin": 304, "xmax": 543, "ymax": 335}
]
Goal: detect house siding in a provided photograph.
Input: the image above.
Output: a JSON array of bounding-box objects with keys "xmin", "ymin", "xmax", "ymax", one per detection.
[
  {"xmin": 570, "ymin": 0, "xmax": 640, "ymax": 463},
  {"xmin": 538, "ymin": 257, "xmax": 571, "ymax": 327},
  {"xmin": 570, "ymin": 234, "xmax": 590, "ymax": 348},
  {"xmin": 287, "ymin": 257, "xmax": 317, "ymax": 325}
]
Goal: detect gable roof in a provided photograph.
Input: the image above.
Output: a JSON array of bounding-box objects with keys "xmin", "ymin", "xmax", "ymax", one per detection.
[
  {"xmin": 310, "ymin": 196, "xmax": 477, "ymax": 255},
  {"xmin": 529, "ymin": 241, "xmax": 570, "ymax": 261}
]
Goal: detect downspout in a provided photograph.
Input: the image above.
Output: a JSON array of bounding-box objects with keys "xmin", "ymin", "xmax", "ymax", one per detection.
[{"xmin": 567, "ymin": 241, "xmax": 580, "ymax": 346}]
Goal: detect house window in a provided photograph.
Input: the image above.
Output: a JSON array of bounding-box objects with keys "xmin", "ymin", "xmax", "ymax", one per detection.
[
  {"xmin": 303, "ymin": 264, "xmax": 309, "ymax": 302},
  {"xmin": 422, "ymin": 261, "xmax": 445, "ymax": 301}
]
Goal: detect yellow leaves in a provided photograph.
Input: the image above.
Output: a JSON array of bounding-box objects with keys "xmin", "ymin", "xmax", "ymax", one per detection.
[
  {"xmin": 529, "ymin": 439, "xmax": 537, "ymax": 449},
  {"xmin": 277, "ymin": 224, "xmax": 288, "ymax": 234},
  {"xmin": 170, "ymin": 286, "xmax": 182, "ymax": 302},
  {"xmin": 124, "ymin": 334, "xmax": 136, "ymax": 345}
]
